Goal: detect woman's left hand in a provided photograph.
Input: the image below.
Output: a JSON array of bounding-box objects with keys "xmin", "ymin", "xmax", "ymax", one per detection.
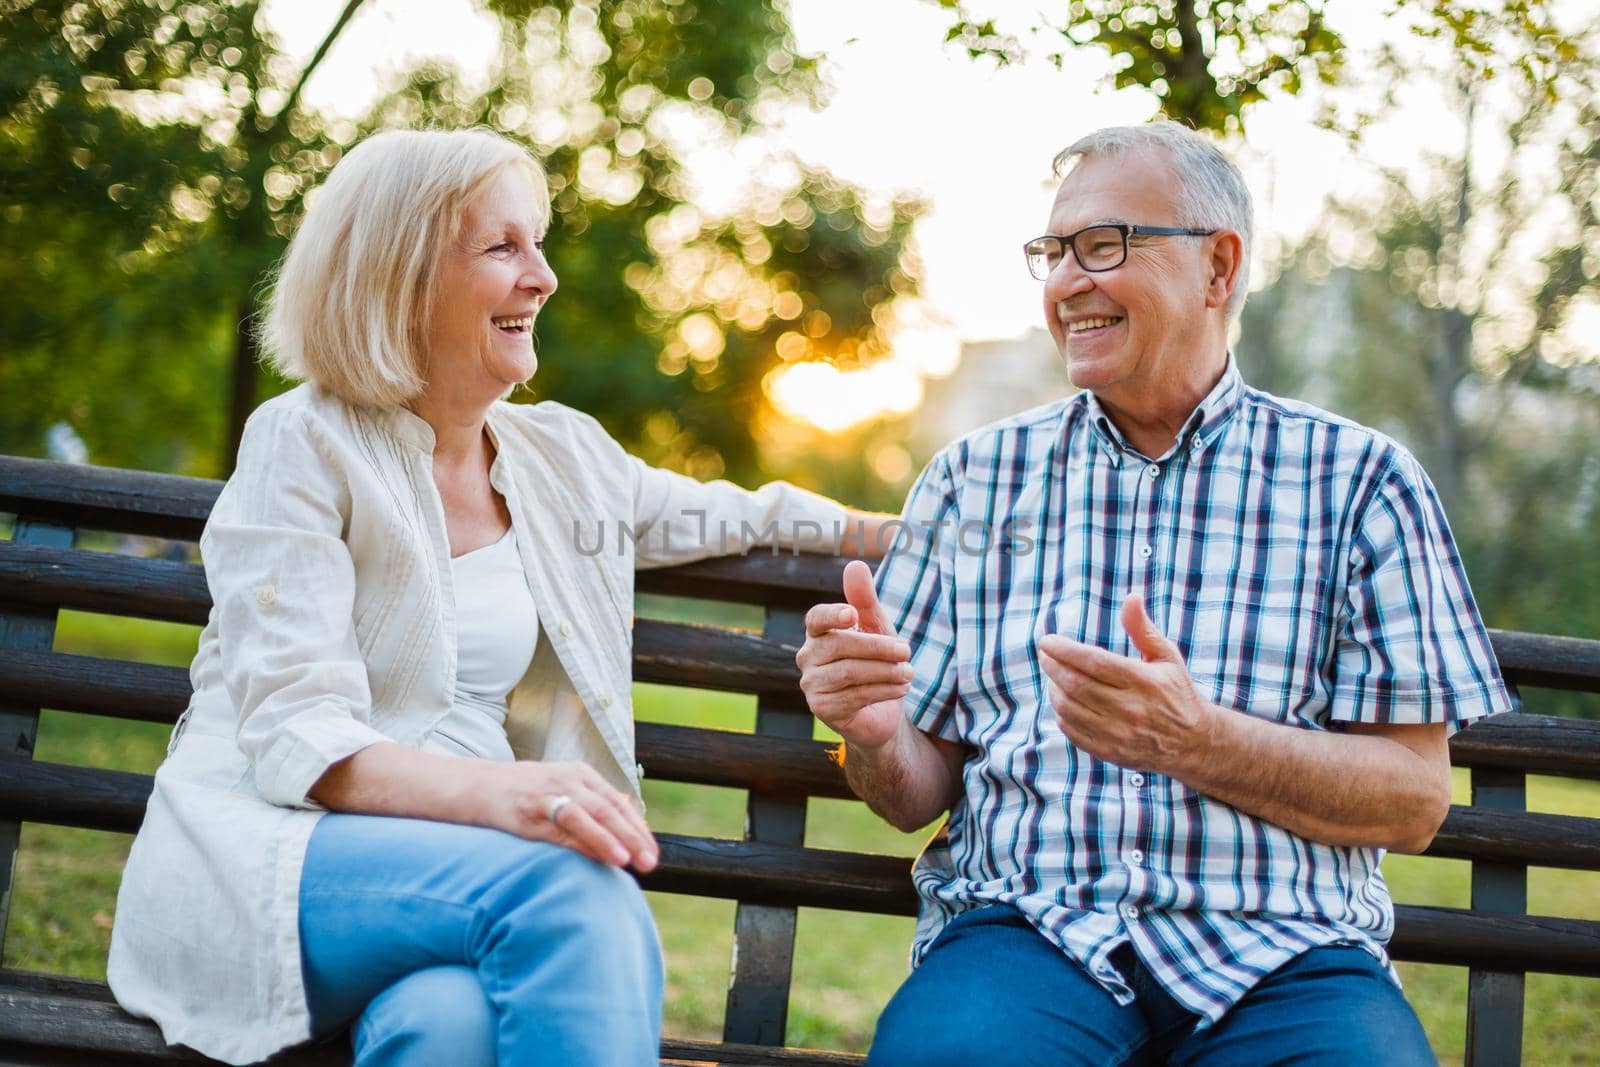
[{"xmin": 478, "ymin": 759, "xmax": 660, "ymax": 872}]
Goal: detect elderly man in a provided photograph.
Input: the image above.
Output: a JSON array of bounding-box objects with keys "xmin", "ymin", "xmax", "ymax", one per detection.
[{"xmin": 797, "ymin": 122, "xmax": 1510, "ymax": 1065}]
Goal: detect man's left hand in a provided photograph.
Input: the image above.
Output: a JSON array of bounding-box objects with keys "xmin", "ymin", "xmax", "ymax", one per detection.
[{"xmin": 1038, "ymin": 594, "xmax": 1221, "ymax": 777}]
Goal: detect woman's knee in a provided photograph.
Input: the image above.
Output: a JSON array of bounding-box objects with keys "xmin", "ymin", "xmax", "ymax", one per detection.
[
  {"xmin": 494, "ymin": 844, "xmax": 662, "ymax": 976},
  {"xmin": 353, "ymin": 965, "xmax": 494, "ymax": 1067}
]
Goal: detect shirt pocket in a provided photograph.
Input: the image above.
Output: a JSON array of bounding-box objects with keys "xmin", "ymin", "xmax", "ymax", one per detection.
[{"xmin": 1177, "ymin": 574, "xmax": 1334, "ymax": 722}]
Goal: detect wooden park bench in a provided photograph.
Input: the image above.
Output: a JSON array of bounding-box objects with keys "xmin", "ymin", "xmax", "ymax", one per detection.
[{"xmin": 1, "ymin": 452, "xmax": 1599, "ymax": 1066}]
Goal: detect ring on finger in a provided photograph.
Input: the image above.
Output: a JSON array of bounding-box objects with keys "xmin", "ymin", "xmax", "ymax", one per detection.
[{"xmin": 547, "ymin": 794, "xmax": 574, "ymax": 825}]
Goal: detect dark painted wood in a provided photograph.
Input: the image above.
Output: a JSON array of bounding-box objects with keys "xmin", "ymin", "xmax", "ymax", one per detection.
[
  {"xmin": 18, "ymin": 646, "xmax": 1600, "ymax": 806},
  {"xmin": 0, "ymin": 543, "xmax": 210, "ymax": 626},
  {"xmin": 649, "ymin": 836, "xmax": 916, "ymax": 915},
  {"xmin": 1386, "ymin": 904, "xmax": 1600, "ymax": 975},
  {"xmin": 0, "ymin": 594, "xmax": 812, "ymax": 705},
  {"xmin": 6, "ymin": 533, "xmax": 1600, "ymax": 706},
  {"xmin": 1, "ymin": 634, "xmax": 810, "ymax": 726},
  {"xmin": 0, "ymin": 457, "xmax": 217, "ymax": 542},
  {"xmin": 0, "ymin": 650, "xmax": 189, "ymax": 724},
  {"xmin": 1448, "ymin": 712, "xmax": 1600, "ymax": 780},
  {"xmin": 0, "ymin": 756, "xmax": 916, "ymax": 913},
  {"xmin": 635, "ymin": 722, "xmax": 852, "ymax": 800},
  {"xmin": 1464, "ymin": 767, "xmax": 1529, "ymax": 1067},
  {"xmin": 1, "ymin": 455, "xmax": 864, "ymax": 605},
  {"xmin": 0, "ymin": 518, "xmax": 74, "ymax": 959},
  {"xmin": 725, "ymin": 607, "xmax": 811, "ymax": 1047},
  {"xmin": 0, "ymin": 541, "xmax": 864, "ymax": 625},
  {"xmin": 18, "ymin": 654, "xmax": 1600, "ymax": 870},
  {"xmin": 633, "ymin": 619, "xmax": 804, "ymax": 696},
  {"xmin": 637, "ymin": 552, "xmax": 858, "ymax": 613},
  {"xmin": 1488, "ymin": 630, "xmax": 1600, "ymax": 691},
  {"xmin": 1424, "ymin": 805, "xmax": 1600, "ymax": 870},
  {"xmin": 9, "ymin": 758, "xmax": 1600, "ymax": 977},
  {"xmin": 0, "ymin": 983, "xmax": 866, "ymax": 1066}
]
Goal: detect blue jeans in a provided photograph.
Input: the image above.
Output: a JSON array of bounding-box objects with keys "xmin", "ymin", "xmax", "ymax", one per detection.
[
  {"xmin": 298, "ymin": 814, "xmax": 663, "ymax": 1066},
  {"xmin": 867, "ymin": 906, "xmax": 1435, "ymax": 1066}
]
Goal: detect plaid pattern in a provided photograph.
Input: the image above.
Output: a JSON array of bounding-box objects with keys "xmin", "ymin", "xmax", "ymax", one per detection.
[{"xmin": 878, "ymin": 358, "xmax": 1511, "ymax": 1026}]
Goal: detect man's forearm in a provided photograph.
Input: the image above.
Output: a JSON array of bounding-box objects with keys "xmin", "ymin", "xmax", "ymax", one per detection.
[
  {"xmin": 1171, "ymin": 711, "xmax": 1452, "ymax": 853},
  {"xmin": 841, "ymin": 717, "xmax": 962, "ymax": 833}
]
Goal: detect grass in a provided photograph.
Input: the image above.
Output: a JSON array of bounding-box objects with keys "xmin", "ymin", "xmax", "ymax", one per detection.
[{"xmin": 4, "ymin": 610, "xmax": 1598, "ymax": 1062}]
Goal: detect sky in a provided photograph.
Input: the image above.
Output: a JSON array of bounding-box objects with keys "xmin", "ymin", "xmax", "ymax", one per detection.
[{"xmin": 260, "ymin": 0, "xmax": 1590, "ymax": 429}]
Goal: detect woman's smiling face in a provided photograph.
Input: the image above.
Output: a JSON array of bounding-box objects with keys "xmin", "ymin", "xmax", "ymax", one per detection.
[{"xmin": 422, "ymin": 163, "xmax": 558, "ymax": 404}]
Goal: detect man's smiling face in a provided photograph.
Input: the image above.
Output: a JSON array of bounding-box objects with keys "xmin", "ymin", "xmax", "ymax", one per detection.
[{"xmin": 1041, "ymin": 151, "xmax": 1218, "ymax": 413}]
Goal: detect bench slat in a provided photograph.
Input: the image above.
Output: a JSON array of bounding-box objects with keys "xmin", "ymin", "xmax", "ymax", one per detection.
[
  {"xmin": 0, "ymin": 542, "xmax": 211, "ymax": 625},
  {"xmin": 0, "ymin": 757, "xmax": 920, "ymax": 914},
  {"xmin": 7, "ymin": 648, "xmax": 1599, "ymax": 785},
  {"xmin": 0, "ymin": 629, "xmax": 811, "ymax": 724},
  {"xmin": 1446, "ymin": 712, "xmax": 1600, "ymax": 779},
  {"xmin": 0, "ymin": 460, "xmax": 858, "ymax": 604},
  {"xmin": 3, "ymin": 747, "xmax": 1598, "ymax": 978},
  {"xmin": 0, "ymin": 456, "xmax": 217, "ymax": 542},
  {"xmin": 1428, "ymin": 804, "xmax": 1600, "ymax": 870},
  {"xmin": 0, "ymin": 540, "xmax": 856, "ymax": 628},
  {"xmin": 6, "ymin": 537, "xmax": 1600, "ymax": 695},
  {"xmin": 637, "ymin": 722, "xmax": 852, "ymax": 799},
  {"xmin": 6, "ymin": 756, "xmax": 1600, "ymax": 917},
  {"xmin": 0, "ymin": 981, "xmax": 867, "ymax": 1065}
]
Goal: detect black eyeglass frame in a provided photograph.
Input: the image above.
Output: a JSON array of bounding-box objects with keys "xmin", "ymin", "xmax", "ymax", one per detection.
[{"xmin": 1023, "ymin": 223, "xmax": 1218, "ymax": 280}]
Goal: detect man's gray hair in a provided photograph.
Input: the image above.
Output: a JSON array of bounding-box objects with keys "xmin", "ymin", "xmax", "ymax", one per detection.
[{"xmin": 1053, "ymin": 122, "xmax": 1253, "ymax": 321}]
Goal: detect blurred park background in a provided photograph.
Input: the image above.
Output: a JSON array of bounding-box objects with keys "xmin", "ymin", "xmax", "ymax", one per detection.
[{"xmin": 3, "ymin": 0, "xmax": 1599, "ymax": 1061}]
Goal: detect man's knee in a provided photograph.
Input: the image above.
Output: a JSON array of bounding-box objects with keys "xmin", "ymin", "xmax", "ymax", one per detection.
[
  {"xmin": 1179, "ymin": 947, "xmax": 1434, "ymax": 1066},
  {"xmin": 354, "ymin": 965, "xmax": 494, "ymax": 1067}
]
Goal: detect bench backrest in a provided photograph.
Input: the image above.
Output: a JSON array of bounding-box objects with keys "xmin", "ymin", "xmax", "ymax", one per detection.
[{"xmin": 3, "ymin": 454, "xmax": 1599, "ymax": 1064}]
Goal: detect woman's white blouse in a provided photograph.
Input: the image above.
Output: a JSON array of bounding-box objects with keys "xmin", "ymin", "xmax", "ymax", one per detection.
[
  {"xmin": 106, "ymin": 384, "xmax": 847, "ymax": 1065},
  {"xmin": 421, "ymin": 528, "xmax": 537, "ymax": 762}
]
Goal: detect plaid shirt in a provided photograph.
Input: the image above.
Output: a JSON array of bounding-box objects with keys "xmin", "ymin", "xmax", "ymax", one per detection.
[{"xmin": 877, "ymin": 357, "xmax": 1511, "ymax": 1026}]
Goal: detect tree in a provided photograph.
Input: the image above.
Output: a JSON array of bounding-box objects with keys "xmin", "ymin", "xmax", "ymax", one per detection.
[
  {"xmin": 0, "ymin": 0, "xmax": 367, "ymax": 474},
  {"xmin": 932, "ymin": 0, "xmax": 1585, "ymax": 137},
  {"xmin": 358, "ymin": 0, "xmax": 923, "ymax": 489},
  {"xmin": 1, "ymin": 0, "xmax": 922, "ymax": 494},
  {"xmin": 1233, "ymin": 48, "xmax": 1600, "ymax": 710}
]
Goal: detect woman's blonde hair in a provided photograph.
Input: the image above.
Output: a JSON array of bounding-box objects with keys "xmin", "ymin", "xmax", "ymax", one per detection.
[{"xmin": 259, "ymin": 127, "xmax": 550, "ymax": 407}]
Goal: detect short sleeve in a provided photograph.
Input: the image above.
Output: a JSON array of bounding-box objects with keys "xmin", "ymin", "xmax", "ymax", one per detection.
[
  {"xmin": 876, "ymin": 450, "xmax": 963, "ymax": 742},
  {"xmin": 203, "ymin": 407, "xmax": 388, "ymax": 808},
  {"xmin": 1328, "ymin": 447, "xmax": 1512, "ymax": 733}
]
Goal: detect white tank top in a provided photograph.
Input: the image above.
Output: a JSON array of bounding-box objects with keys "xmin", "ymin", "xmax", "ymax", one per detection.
[{"xmin": 423, "ymin": 527, "xmax": 539, "ymax": 761}]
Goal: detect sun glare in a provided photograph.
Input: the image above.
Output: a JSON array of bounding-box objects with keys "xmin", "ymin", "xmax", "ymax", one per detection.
[{"xmin": 765, "ymin": 325, "xmax": 957, "ymax": 433}]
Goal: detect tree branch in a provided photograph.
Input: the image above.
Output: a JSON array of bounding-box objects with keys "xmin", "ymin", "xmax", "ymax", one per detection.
[{"xmin": 248, "ymin": 0, "xmax": 369, "ymax": 138}]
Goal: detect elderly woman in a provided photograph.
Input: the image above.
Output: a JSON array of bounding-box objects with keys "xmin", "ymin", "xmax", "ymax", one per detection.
[{"xmin": 107, "ymin": 128, "xmax": 892, "ymax": 1067}]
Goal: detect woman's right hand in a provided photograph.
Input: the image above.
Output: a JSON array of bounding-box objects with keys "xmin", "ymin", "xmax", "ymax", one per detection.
[{"xmin": 479, "ymin": 760, "xmax": 659, "ymax": 872}]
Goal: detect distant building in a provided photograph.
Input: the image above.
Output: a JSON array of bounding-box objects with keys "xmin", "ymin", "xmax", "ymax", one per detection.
[{"xmin": 909, "ymin": 328, "xmax": 1068, "ymax": 461}]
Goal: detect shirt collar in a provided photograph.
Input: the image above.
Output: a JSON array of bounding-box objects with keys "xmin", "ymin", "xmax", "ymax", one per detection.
[
  {"xmin": 1081, "ymin": 352, "xmax": 1243, "ymax": 462},
  {"xmin": 371, "ymin": 403, "xmax": 438, "ymax": 452}
]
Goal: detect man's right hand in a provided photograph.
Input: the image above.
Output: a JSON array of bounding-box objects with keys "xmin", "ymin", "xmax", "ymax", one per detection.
[{"xmin": 796, "ymin": 559, "xmax": 914, "ymax": 749}]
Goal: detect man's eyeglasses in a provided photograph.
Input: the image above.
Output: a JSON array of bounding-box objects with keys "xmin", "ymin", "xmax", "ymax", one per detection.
[{"xmin": 1023, "ymin": 223, "xmax": 1217, "ymax": 280}]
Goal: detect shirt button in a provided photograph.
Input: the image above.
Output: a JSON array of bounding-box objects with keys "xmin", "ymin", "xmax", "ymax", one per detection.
[
  {"xmin": 1191, "ymin": 436, "xmax": 1205, "ymax": 452},
  {"xmin": 1146, "ymin": 464, "xmax": 1160, "ymax": 478},
  {"xmin": 1127, "ymin": 772, "xmax": 1146, "ymax": 788},
  {"xmin": 559, "ymin": 620, "xmax": 574, "ymax": 638},
  {"xmin": 1127, "ymin": 849, "xmax": 1144, "ymax": 865},
  {"xmin": 1138, "ymin": 544, "xmax": 1153, "ymax": 559},
  {"xmin": 598, "ymin": 694, "xmax": 613, "ymax": 710},
  {"xmin": 1123, "ymin": 904, "xmax": 1140, "ymax": 921},
  {"xmin": 254, "ymin": 585, "xmax": 276, "ymax": 606}
]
